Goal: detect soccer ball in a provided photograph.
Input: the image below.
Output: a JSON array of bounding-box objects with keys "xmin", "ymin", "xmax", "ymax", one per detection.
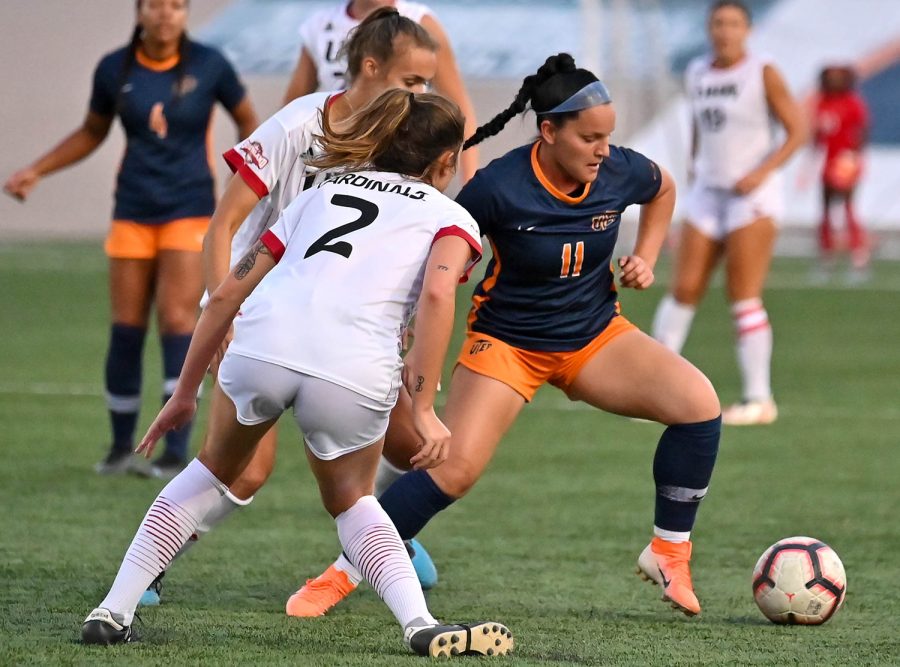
[{"xmin": 751, "ymin": 536, "xmax": 846, "ymax": 625}]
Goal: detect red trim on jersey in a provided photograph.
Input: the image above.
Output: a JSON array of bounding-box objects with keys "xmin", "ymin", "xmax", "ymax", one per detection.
[
  {"xmin": 326, "ymin": 91, "xmax": 346, "ymax": 109},
  {"xmin": 222, "ymin": 148, "xmax": 269, "ymax": 199},
  {"xmin": 433, "ymin": 225, "xmax": 483, "ymax": 283},
  {"xmin": 260, "ymin": 230, "xmax": 286, "ymax": 263}
]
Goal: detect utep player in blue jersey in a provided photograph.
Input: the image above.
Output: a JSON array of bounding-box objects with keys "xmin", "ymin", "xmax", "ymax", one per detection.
[
  {"xmin": 4, "ymin": 0, "xmax": 257, "ymax": 480},
  {"xmin": 294, "ymin": 53, "xmax": 722, "ymax": 620}
]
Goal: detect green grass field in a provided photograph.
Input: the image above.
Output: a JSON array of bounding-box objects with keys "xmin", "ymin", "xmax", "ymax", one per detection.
[{"xmin": 1, "ymin": 242, "xmax": 898, "ymax": 666}]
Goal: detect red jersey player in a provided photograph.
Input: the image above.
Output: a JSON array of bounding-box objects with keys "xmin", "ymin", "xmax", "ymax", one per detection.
[{"xmin": 814, "ymin": 65, "xmax": 871, "ymax": 278}]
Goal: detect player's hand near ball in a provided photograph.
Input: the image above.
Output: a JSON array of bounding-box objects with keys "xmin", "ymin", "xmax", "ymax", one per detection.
[{"xmin": 618, "ymin": 255, "xmax": 654, "ymax": 289}]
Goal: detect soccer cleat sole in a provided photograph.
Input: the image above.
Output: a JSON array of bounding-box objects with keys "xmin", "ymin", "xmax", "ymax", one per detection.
[
  {"xmin": 635, "ymin": 566, "xmax": 699, "ymax": 617},
  {"xmin": 421, "ymin": 622, "xmax": 514, "ymax": 658}
]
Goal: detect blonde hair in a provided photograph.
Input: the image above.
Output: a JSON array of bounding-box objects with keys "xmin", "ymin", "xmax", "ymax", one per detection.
[{"xmin": 311, "ymin": 89, "xmax": 464, "ymax": 181}]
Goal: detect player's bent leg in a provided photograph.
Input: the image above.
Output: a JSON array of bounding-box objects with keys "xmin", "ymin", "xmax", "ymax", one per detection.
[
  {"xmin": 723, "ymin": 217, "xmax": 778, "ymax": 424},
  {"xmin": 566, "ymin": 330, "xmax": 720, "ymax": 616},
  {"xmin": 83, "ymin": 393, "xmax": 274, "ymax": 644},
  {"xmin": 287, "ymin": 367, "xmax": 525, "ymax": 618}
]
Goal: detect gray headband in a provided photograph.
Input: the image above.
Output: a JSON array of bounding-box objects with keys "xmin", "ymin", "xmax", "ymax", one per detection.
[{"xmin": 543, "ymin": 80, "xmax": 612, "ymax": 114}]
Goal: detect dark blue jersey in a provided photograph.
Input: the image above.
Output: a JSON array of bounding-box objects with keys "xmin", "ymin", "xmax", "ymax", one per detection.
[
  {"xmin": 457, "ymin": 142, "xmax": 661, "ymax": 352},
  {"xmin": 90, "ymin": 41, "xmax": 246, "ymax": 224}
]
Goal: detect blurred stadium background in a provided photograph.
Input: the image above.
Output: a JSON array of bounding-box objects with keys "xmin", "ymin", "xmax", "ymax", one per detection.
[{"xmin": 3, "ymin": 0, "xmax": 900, "ymax": 256}]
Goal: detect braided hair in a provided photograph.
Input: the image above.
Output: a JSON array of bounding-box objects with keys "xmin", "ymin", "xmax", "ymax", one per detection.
[{"xmin": 463, "ymin": 53, "xmax": 599, "ymax": 150}]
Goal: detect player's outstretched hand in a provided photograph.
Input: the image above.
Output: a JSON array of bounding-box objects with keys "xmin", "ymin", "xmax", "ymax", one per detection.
[
  {"xmin": 733, "ymin": 167, "xmax": 768, "ymax": 195},
  {"xmin": 618, "ymin": 255, "xmax": 654, "ymax": 290},
  {"xmin": 3, "ymin": 167, "xmax": 40, "ymax": 201},
  {"xmin": 409, "ymin": 408, "xmax": 451, "ymax": 470},
  {"xmin": 136, "ymin": 393, "xmax": 197, "ymax": 458}
]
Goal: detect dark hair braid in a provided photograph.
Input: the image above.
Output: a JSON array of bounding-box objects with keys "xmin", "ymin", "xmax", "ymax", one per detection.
[
  {"xmin": 463, "ymin": 53, "xmax": 594, "ymax": 151},
  {"xmin": 115, "ymin": 24, "xmax": 143, "ymax": 114}
]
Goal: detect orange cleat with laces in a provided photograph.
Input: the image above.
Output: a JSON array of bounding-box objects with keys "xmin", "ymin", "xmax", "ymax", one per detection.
[
  {"xmin": 636, "ymin": 537, "xmax": 701, "ymax": 616},
  {"xmin": 286, "ymin": 565, "xmax": 358, "ymax": 617}
]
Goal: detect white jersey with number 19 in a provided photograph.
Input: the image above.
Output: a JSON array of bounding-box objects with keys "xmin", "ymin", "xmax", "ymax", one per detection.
[{"xmin": 227, "ymin": 170, "xmax": 482, "ymax": 403}]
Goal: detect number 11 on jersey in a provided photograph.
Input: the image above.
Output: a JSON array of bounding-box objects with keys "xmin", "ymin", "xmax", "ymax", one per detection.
[{"xmin": 560, "ymin": 241, "xmax": 584, "ymax": 278}]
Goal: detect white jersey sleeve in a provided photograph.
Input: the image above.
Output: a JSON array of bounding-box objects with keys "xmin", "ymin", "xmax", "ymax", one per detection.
[
  {"xmin": 433, "ymin": 207, "xmax": 483, "ymax": 282},
  {"xmin": 224, "ymin": 114, "xmax": 295, "ymax": 199}
]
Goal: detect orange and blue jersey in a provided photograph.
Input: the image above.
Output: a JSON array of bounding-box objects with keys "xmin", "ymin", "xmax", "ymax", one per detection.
[
  {"xmin": 456, "ymin": 142, "xmax": 661, "ymax": 352},
  {"xmin": 89, "ymin": 41, "xmax": 246, "ymax": 224}
]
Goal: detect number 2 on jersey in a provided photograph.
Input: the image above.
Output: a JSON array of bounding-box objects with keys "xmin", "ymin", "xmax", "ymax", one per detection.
[
  {"xmin": 560, "ymin": 241, "xmax": 584, "ymax": 278},
  {"xmin": 305, "ymin": 194, "xmax": 379, "ymax": 259}
]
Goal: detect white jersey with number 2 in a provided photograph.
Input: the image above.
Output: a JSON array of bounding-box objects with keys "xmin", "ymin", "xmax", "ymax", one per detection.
[{"xmin": 227, "ymin": 170, "xmax": 482, "ymax": 403}]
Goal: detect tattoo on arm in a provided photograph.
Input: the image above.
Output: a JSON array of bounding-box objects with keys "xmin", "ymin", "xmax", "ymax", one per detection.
[
  {"xmin": 436, "ymin": 264, "xmax": 450, "ymax": 272},
  {"xmin": 234, "ymin": 241, "xmax": 272, "ymax": 280},
  {"xmin": 415, "ymin": 375, "xmax": 424, "ymax": 392}
]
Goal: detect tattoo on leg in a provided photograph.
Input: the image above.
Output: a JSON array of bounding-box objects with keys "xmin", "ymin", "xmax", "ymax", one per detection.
[{"xmin": 234, "ymin": 241, "xmax": 272, "ymax": 280}]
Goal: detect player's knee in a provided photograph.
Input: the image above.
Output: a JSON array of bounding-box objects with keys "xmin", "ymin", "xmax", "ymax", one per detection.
[
  {"xmin": 677, "ymin": 370, "xmax": 721, "ymax": 423},
  {"xmin": 157, "ymin": 304, "xmax": 198, "ymax": 335},
  {"xmin": 229, "ymin": 462, "xmax": 273, "ymax": 499},
  {"xmin": 671, "ymin": 284, "xmax": 703, "ymax": 306},
  {"xmin": 431, "ymin": 462, "xmax": 480, "ymax": 499}
]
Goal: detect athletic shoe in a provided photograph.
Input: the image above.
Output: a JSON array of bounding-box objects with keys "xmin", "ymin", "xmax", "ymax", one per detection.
[
  {"xmin": 139, "ymin": 572, "xmax": 164, "ymax": 607},
  {"xmin": 406, "ymin": 538, "xmax": 438, "ymax": 590},
  {"xmin": 721, "ymin": 398, "xmax": 778, "ymax": 426},
  {"xmin": 404, "ymin": 618, "xmax": 514, "ymax": 657},
  {"xmin": 94, "ymin": 448, "xmax": 134, "ymax": 475},
  {"xmin": 151, "ymin": 452, "xmax": 187, "ymax": 481},
  {"xmin": 636, "ymin": 537, "xmax": 701, "ymax": 616},
  {"xmin": 81, "ymin": 608, "xmax": 137, "ymax": 645},
  {"xmin": 285, "ymin": 564, "xmax": 358, "ymax": 617}
]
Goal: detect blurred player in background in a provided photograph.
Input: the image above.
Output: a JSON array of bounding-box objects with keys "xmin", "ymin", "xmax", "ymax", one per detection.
[
  {"xmin": 282, "ymin": 0, "xmax": 479, "ymax": 182},
  {"xmin": 652, "ymin": 0, "xmax": 806, "ymax": 426},
  {"xmin": 291, "ymin": 53, "xmax": 723, "ymax": 620},
  {"xmin": 813, "ymin": 65, "xmax": 871, "ymax": 282},
  {"xmin": 3, "ymin": 0, "xmax": 257, "ymax": 477},
  {"xmin": 136, "ymin": 8, "xmax": 439, "ymax": 608},
  {"xmin": 81, "ymin": 89, "xmax": 514, "ymax": 658}
]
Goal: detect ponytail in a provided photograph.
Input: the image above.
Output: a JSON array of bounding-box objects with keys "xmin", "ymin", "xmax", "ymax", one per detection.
[
  {"xmin": 310, "ymin": 89, "xmax": 464, "ymax": 180},
  {"xmin": 463, "ymin": 53, "xmax": 600, "ymax": 151}
]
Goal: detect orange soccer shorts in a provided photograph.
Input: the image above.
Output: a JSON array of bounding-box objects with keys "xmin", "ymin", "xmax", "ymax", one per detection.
[
  {"xmin": 104, "ymin": 217, "xmax": 210, "ymax": 260},
  {"xmin": 456, "ymin": 315, "xmax": 637, "ymax": 401}
]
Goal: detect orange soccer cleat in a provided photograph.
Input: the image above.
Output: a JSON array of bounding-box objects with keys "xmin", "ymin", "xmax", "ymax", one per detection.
[
  {"xmin": 285, "ymin": 564, "xmax": 358, "ymax": 617},
  {"xmin": 636, "ymin": 537, "xmax": 701, "ymax": 616}
]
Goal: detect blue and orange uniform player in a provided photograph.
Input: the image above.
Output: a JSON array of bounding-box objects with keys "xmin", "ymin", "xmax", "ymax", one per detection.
[
  {"xmin": 290, "ymin": 53, "xmax": 723, "ymax": 619},
  {"xmin": 3, "ymin": 0, "xmax": 257, "ymax": 478}
]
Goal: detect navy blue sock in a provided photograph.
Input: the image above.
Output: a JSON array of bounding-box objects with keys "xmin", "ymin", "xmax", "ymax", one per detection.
[
  {"xmin": 653, "ymin": 415, "xmax": 721, "ymax": 533},
  {"xmin": 105, "ymin": 324, "xmax": 146, "ymax": 453},
  {"xmin": 160, "ymin": 333, "xmax": 194, "ymax": 461},
  {"xmin": 377, "ymin": 469, "xmax": 455, "ymax": 540}
]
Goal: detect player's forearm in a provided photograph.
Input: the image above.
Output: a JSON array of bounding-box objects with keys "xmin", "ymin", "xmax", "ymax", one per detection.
[
  {"xmin": 31, "ymin": 127, "xmax": 105, "ymax": 177},
  {"xmin": 203, "ymin": 177, "xmax": 261, "ymax": 293},
  {"xmin": 175, "ymin": 295, "xmax": 240, "ymax": 395},
  {"xmin": 407, "ymin": 289, "xmax": 455, "ymax": 411},
  {"xmin": 633, "ymin": 172, "xmax": 676, "ymax": 269}
]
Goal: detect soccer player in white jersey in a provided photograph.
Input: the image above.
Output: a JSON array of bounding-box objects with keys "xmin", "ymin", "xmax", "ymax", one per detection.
[
  {"xmin": 652, "ymin": 0, "xmax": 806, "ymax": 425},
  {"xmin": 283, "ymin": 0, "xmax": 480, "ymax": 182},
  {"xmin": 81, "ymin": 89, "xmax": 514, "ymax": 658},
  {"xmin": 135, "ymin": 8, "xmax": 440, "ymax": 607}
]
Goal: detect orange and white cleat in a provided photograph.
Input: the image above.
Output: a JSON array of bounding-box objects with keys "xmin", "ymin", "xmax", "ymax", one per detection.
[
  {"xmin": 722, "ymin": 398, "xmax": 778, "ymax": 426},
  {"xmin": 636, "ymin": 537, "xmax": 701, "ymax": 616},
  {"xmin": 286, "ymin": 565, "xmax": 357, "ymax": 617}
]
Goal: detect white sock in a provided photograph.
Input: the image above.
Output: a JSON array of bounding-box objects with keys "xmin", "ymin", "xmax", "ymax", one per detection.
[
  {"xmin": 732, "ymin": 298, "xmax": 773, "ymax": 401},
  {"xmin": 171, "ymin": 490, "xmax": 253, "ymax": 561},
  {"xmin": 334, "ymin": 553, "xmax": 364, "ymax": 585},
  {"xmin": 374, "ymin": 456, "xmax": 406, "ymax": 497},
  {"xmin": 652, "ymin": 295, "xmax": 696, "ymax": 354},
  {"xmin": 654, "ymin": 526, "xmax": 691, "ymax": 543},
  {"xmin": 99, "ymin": 459, "xmax": 227, "ymax": 624},
  {"xmin": 336, "ymin": 495, "xmax": 437, "ymax": 628}
]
